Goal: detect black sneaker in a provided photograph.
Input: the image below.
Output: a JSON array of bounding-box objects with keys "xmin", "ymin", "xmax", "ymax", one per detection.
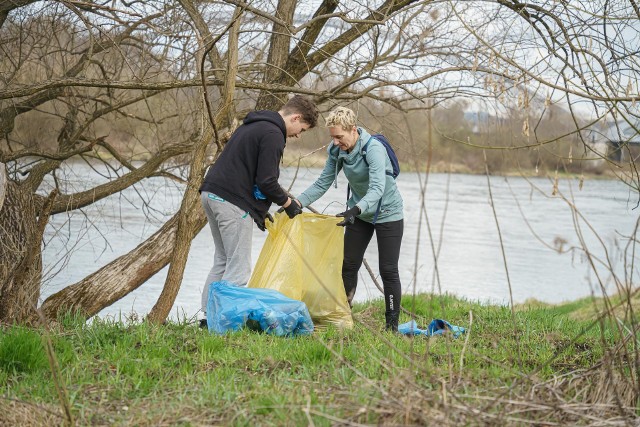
[
  {"xmin": 198, "ymin": 318, "xmax": 208, "ymax": 329},
  {"xmin": 385, "ymin": 317, "xmax": 399, "ymax": 333}
]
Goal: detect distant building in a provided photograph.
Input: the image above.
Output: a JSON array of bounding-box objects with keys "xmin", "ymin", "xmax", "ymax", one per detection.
[{"xmin": 586, "ymin": 119, "xmax": 640, "ymax": 162}]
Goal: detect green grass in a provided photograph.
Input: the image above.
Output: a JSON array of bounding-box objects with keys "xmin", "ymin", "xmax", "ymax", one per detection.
[
  {"xmin": 0, "ymin": 326, "xmax": 49, "ymax": 374},
  {"xmin": 1, "ymin": 293, "xmax": 637, "ymax": 426}
]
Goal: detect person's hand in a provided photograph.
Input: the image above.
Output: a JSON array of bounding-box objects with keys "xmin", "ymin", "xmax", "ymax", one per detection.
[
  {"xmin": 336, "ymin": 206, "xmax": 360, "ymax": 226},
  {"xmin": 255, "ymin": 212, "xmax": 274, "ymax": 231},
  {"xmin": 283, "ymin": 198, "xmax": 303, "ymax": 219}
]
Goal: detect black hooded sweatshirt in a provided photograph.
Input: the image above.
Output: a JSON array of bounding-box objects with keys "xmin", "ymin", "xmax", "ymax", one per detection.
[{"xmin": 200, "ymin": 111, "xmax": 289, "ymax": 224}]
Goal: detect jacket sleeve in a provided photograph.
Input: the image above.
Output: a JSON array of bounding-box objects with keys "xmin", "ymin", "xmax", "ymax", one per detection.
[
  {"xmin": 255, "ymin": 130, "xmax": 288, "ymax": 206},
  {"xmin": 355, "ymin": 142, "xmax": 386, "ymax": 215},
  {"xmin": 296, "ymin": 145, "xmax": 339, "ymax": 208}
]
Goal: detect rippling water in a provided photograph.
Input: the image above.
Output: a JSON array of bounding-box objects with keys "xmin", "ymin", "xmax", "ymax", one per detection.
[{"xmin": 41, "ymin": 163, "xmax": 639, "ymax": 319}]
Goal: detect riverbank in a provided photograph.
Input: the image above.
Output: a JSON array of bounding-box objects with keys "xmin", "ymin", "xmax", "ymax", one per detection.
[
  {"xmin": 2, "ymin": 293, "xmax": 638, "ymax": 426},
  {"xmin": 282, "ymin": 149, "xmax": 627, "ymax": 180},
  {"xmin": 54, "ymin": 147, "xmax": 628, "ymax": 181}
]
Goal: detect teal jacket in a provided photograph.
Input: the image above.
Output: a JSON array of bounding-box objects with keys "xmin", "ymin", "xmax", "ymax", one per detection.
[{"xmin": 297, "ymin": 127, "xmax": 404, "ymax": 224}]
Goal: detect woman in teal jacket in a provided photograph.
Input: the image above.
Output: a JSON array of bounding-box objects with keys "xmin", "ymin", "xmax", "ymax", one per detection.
[{"xmin": 295, "ymin": 106, "xmax": 404, "ymax": 332}]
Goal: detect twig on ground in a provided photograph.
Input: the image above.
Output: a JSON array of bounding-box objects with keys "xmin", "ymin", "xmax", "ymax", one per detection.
[{"xmin": 34, "ymin": 306, "xmax": 75, "ymax": 426}]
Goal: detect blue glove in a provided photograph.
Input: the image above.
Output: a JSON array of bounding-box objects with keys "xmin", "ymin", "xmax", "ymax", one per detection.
[{"xmin": 336, "ymin": 206, "xmax": 360, "ymax": 226}]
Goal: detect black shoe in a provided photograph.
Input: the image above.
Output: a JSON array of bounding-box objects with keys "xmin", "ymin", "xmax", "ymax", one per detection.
[
  {"xmin": 385, "ymin": 313, "xmax": 399, "ymax": 333},
  {"xmin": 198, "ymin": 318, "xmax": 208, "ymax": 329},
  {"xmin": 385, "ymin": 320, "xmax": 398, "ymax": 333}
]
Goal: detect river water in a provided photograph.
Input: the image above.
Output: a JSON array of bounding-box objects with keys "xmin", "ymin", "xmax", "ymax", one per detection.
[{"xmin": 40, "ymin": 164, "xmax": 639, "ymax": 320}]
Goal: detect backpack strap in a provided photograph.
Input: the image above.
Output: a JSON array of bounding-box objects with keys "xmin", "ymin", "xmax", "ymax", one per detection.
[
  {"xmin": 340, "ymin": 136, "xmax": 385, "ymax": 224},
  {"xmin": 361, "ymin": 136, "xmax": 373, "ymax": 167},
  {"xmin": 362, "ymin": 136, "xmax": 384, "ymax": 224},
  {"xmin": 329, "ymin": 143, "xmax": 343, "ymax": 190},
  {"xmin": 346, "ymin": 137, "xmax": 373, "ymax": 214},
  {"xmin": 362, "ymin": 136, "xmax": 394, "ymax": 177}
]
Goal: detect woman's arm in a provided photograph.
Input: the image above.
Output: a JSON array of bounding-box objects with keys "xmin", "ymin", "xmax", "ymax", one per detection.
[{"xmin": 296, "ymin": 145, "xmax": 339, "ymax": 208}]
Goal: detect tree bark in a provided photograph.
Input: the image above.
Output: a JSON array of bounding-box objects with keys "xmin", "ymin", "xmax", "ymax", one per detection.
[
  {"xmin": 177, "ymin": 0, "xmax": 225, "ymax": 76},
  {"xmin": 146, "ymin": 131, "xmax": 211, "ymax": 324},
  {"xmin": 147, "ymin": 4, "xmax": 242, "ymax": 324},
  {"xmin": 280, "ymin": 0, "xmax": 419, "ymax": 89},
  {"xmin": 50, "ymin": 142, "xmax": 192, "ymax": 214},
  {"xmin": 255, "ymin": 0, "xmax": 298, "ymax": 111},
  {"xmin": 285, "ymin": 0, "xmax": 339, "ymax": 64},
  {"xmin": 0, "ymin": 162, "xmax": 5, "ymax": 212},
  {"xmin": 0, "ymin": 180, "xmax": 41, "ymax": 324},
  {"xmin": 40, "ymin": 208, "xmax": 207, "ymax": 322}
]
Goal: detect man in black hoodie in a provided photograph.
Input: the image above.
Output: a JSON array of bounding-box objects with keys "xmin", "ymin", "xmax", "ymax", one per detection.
[{"xmin": 199, "ymin": 95, "xmax": 319, "ymax": 320}]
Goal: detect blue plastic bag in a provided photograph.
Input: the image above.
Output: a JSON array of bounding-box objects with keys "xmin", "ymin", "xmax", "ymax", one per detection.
[
  {"xmin": 206, "ymin": 281, "xmax": 314, "ymax": 336},
  {"xmin": 398, "ymin": 319, "xmax": 465, "ymax": 338}
]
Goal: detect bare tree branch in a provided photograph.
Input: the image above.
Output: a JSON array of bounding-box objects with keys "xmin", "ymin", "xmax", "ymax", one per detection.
[{"xmin": 49, "ymin": 140, "xmax": 194, "ymax": 214}]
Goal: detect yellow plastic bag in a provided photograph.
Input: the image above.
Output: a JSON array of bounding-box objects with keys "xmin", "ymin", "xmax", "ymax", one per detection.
[{"xmin": 248, "ymin": 212, "xmax": 353, "ymax": 329}]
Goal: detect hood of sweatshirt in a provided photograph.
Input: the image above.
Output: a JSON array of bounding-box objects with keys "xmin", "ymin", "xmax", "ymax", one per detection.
[{"xmin": 243, "ymin": 110, "xmax": 286, "ymax": 138}]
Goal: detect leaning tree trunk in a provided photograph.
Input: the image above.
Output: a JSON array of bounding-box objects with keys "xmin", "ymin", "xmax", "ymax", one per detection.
[
  {"xmin": 146, "ymin": 3, "xmax": 241, "ymax": 324},
  {"xmin": 146, "ymin": 129, "xmax": 211, "ymax": 324},
  {"xmin": 254, "ymin": 0, "xmax": 297, "ymax": 111},
  {"xmin": 39, "ymin": 208, "xmax": 207, "ymax": 322},
  {"xmin": 0, "ymin": 170, "xmax": 42, "ymax": 324}
]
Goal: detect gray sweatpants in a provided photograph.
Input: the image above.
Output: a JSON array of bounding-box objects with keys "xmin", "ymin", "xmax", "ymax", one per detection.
[{"xmin": 200, "ymin": 191, "xmax": 253, "ymax": 312}]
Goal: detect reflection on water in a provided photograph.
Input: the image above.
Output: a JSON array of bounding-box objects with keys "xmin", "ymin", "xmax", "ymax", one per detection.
[{"xmin": 41, "ymin": 164, "xmax": 639, "ymax": 320}]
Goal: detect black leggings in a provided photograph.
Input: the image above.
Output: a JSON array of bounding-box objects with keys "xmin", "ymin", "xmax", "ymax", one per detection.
[{"xmin": 342, "ymin": 218, "xmax": 403, "ymax": 320}]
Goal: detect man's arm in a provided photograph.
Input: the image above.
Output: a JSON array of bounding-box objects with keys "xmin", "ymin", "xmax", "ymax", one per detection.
[{"xmin": 254, "ymin": 130, "xmax": 289, "ymax": 206}]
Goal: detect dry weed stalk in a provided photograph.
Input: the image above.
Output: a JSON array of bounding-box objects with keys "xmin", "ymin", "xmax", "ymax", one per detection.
[
  {"xmin": 0, "ymin": 398, "xmax": 63, "ymax": 427},
  {"xmin": 34, "ymin": 307, "xmax": 74, "ymax": 427},
  {"xmin": 362, "ymin": 362, "xmax": 638, "ymax": 426}
]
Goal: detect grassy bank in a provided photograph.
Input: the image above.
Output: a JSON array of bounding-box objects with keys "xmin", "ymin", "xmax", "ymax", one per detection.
[
  {"xmin": 281, "ymin": 149, "xmax": 627, "ymax": 180},
  {"xmin": 1, "ymin": 293, "xmax": 638, "ymax": 426}
]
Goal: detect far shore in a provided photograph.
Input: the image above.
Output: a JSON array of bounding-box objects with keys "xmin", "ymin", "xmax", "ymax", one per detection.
[
  {"xmin": 25, "ymin": 148, "xmax": 627, "ymax": 181},
  {"xmin": 281, "ymin": 149, "xmax": 625, "ymax": 181}
]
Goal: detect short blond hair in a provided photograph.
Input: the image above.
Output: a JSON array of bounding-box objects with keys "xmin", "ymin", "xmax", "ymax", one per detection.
[{"xmin": 325, "ymin": 106, "xmax": 356, "ymax": 129}]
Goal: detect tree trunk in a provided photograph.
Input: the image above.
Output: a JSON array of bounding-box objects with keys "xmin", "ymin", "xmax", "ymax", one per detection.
[
  {"xmin": 40, "ymin": 208, "xmax": 207, "ymax": 322},
  {"xmin": 277, "ymin": 0, "xmax": 419, "ymax": 91},
  {"xmin": 0, "ymin": 162, "xmax": 5, "ymax": 212},
  {"xmin": 146, "ymin": 130, "xmax": 211, "ymax": 324},
  {"xmin": 146, "ymin": 3, "xmax": 242, "ymax": 324},
  {"xmin": 0, "ymin": 176, "xmax": 41, "ymax": 324},
  {"xmin": 255, "ymin": 0, "xmax": 298, "ymax": 111}
]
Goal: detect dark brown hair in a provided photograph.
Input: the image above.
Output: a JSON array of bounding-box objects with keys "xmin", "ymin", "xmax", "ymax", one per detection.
[{"xmin": 281, "ymin": 95, "xmax": 319, "ymax": 128}]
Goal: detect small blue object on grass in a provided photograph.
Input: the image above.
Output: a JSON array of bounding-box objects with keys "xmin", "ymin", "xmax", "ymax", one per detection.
[
  {"xmin": 398, "ymin": 319, "xmax": 465, "ymax": 338},
  {"xmin": 206, "ymin": 281, "xmax": 314, "ymax": 336}
]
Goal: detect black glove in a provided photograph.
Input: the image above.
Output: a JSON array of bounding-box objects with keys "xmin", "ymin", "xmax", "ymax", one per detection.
[
  {"xmin": 255, "ymin": 212, "xmax": 274, "ymax": 232},
  {"xmin": 336, "ymin": 206, "xmax": 360, "ymax": 226},
  {"xmin": 283, "ymin": 198, "xmax": 303, "ymax": 219}
]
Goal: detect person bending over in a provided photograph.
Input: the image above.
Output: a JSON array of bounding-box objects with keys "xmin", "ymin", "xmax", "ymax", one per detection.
[
  {"xmin": 295, "ymin": 106, "xmax": 404, "ymax": 332},
  {"xmin": 198, "ymin": 95, "xmax": 319, "ymax": 326}
]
